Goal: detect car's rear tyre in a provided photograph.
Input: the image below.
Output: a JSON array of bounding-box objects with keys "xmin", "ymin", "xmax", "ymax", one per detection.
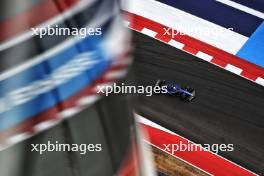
[
  {"xmin": 187, "ymin": 90, "xmax": 195, "ymax": 102},
  {"xmin": 180, "ymin": 93, "xmax": 186, "ymax": 100}
]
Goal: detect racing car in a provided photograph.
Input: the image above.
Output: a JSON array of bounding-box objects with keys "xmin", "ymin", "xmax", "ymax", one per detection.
[{"xmin": 155, "ymin": 79, "xmax": 196, "ymax": 102}]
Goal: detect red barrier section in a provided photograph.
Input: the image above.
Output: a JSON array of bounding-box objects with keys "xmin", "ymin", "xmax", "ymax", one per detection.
[
  {"xmin": 0, "ymin": 0, "xmax": 79, "ymax": 42},
  {"xmin": 141, "ymin": 123, "xmax": 257, "ymax": 176}
]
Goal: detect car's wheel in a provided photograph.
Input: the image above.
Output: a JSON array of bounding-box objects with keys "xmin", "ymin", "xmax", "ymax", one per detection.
[
  {"xmin": 180, "ymin": 93, "xmax": 186, "ymax": 100},
  {"xmin": 187, "ymin": 96, "xmax": 194, "ymax": 102},
  {"xmin": 187, "ymin": 89, "xmax": 195, "ymax": 102}
]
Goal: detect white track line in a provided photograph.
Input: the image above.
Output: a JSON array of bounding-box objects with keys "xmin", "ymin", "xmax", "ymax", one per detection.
[{"xmin": 216, "ymin": 0, "xmax": 264, "ymax": 19}]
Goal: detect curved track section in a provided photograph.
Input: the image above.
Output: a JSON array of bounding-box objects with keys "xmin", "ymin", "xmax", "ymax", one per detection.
[{"xmin": 132, "ymin": 32, "xmax": 264, "ymax": 173}]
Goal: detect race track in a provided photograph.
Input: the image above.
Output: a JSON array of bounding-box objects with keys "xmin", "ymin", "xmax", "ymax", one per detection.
[{"xmin": 131, "ymin": 31, "xmax": 264, "ymax": 173}]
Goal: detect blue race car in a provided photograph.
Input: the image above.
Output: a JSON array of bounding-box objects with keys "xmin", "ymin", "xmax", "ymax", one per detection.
[{"xmin": 155, "ymin": 79, "xmax": 196, "ymax": 102}]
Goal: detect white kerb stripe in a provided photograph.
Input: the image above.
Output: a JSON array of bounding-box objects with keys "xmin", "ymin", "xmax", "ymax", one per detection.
[
  {"xmin": 141, "ymin": 28, "xmax": 157, "ymax": 37},
  {"xmin": 6, "ymin": 133, "xmax": 30, "ymax": 144},
  {"xmin": 216, "ymin": 0, "xmax": 264, "ymax": 19},
  {"xmin": 225, "ymin": 64, "xmax": 243, "ymax": 75},
  {"xmin": 34, "ymin": 120, "xmax": 61, "ymax": 132},
  {"xmin": 104, "ymin": 69, "xmax": 127, "ymax": 79},
  {"xmin": 168, "ymin": 39, "xmax": 184, "ymax": 49},
  {"xmin": 78, "ymin": 95, "xmax": 100, "ymax": 106},
  {"xmin": 112, "ymin": 57, "xmax": 133, "ymax": 66},
  {"xmin": 58, "ymin": 107, "xmax": 82, "ymax": 119},
  {"xmin": 256, "ymin": 77, "xmax": 264, "ymax": 86},
  {"xmin": 123, "ymin": 20, "xmax": 130, "ymax": 27},
  {"xmin": 196, "ymin": 51, "xmax": 213, "ymax": 62}
]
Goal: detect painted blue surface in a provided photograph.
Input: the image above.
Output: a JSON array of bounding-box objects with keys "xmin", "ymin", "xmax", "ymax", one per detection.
[
  {"xmin": 0, "ymin": 47, "xmax": 78, "ymax": 96},
  {"xmin": 231, "ymin": 0, "xmax": 264, "ymax": 13},
  {"xmin": 0, "ymin": 35, "xmax": 104, "ymax": 95},
  {"xmin": 156, "ymin": 0, "xmax": 263, "ymax": 37},
  {"xmin": 237, "ymin": 22, "xmax": 264, "ymax": 67},
  {"xmin": 0, "ymin": 26, "xmax": 113, "ymax": 131},
  {"xmin": 0, "ymin": 51, "xmax": 110, "ymax": 131}
]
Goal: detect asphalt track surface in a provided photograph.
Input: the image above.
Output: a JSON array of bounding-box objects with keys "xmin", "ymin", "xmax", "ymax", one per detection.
[{"xmin": 131, "ymin": 31, "xmax": 264, "ymax": 174}]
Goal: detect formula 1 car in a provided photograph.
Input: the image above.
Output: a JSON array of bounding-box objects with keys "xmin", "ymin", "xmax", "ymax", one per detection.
[{"xmin": 155, "ymin": 79, "xmax": 196, "ymax": 102}]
